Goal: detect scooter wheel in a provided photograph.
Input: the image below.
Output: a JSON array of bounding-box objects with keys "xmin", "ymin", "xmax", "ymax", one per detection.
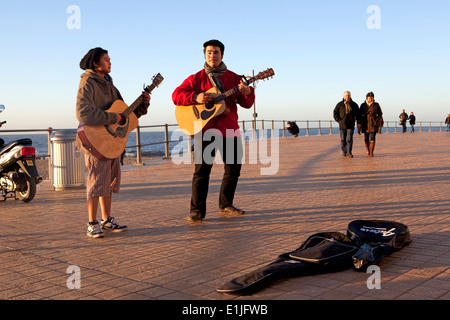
[{"xmin": 17, "ymin": 174, "xmax": 37, "ymax": 203}]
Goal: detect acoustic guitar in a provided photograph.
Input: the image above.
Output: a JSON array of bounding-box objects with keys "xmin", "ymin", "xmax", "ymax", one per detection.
[
  {"xmin": 77, "ymin": 73, "xmax": 163, "ymax": 160},
  {"xmin": 175, "ymin": 68, "xmax": 274, "ymax": 136}
]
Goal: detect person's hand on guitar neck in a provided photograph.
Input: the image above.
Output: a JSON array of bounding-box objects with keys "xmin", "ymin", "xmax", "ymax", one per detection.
[
  {"xmin": 238, "ymin": 80, "xmax": 251, "ymax": 96},
  {"xmin": 115, "ymin": 91, "xmax": 151, "ymax": 125},
  {"xmin": 141, "ymin": 91, "xmax": 151, "ymax": 106}
]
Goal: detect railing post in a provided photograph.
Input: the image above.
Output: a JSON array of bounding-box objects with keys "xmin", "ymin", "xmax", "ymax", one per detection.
[
  {"xmin": 163, "ymin": 123, "xmax": 171, "ymax": 159},
  {"xmin": 135, "ymin": 125, "xmax": 143, "ymax": 165},
  {"xmin": 429, "ymin": 122, "xmax": 431, "ymax": 132},
  {"xmin": 318, "ymin": 120, "xmax": 322, "ymax": 136},
  {"xmin": 306, "ymin": 120, "xmax": 310, "ymax": 136},
  {"xmin": 440, "ymin": 122, "xmax": 442, "ymax": 132},
  {"xmin": 329, "ymin": 120, "xmax": 333, "ymax": 135},
  {"xmin": 271, "ymin": 120, "xmax": 274, "ymax": 139},
  {"xmin": 419, "ymin": 121, "xmax": 422, "ymax": 132},
  {"xmin": 47, "ymin": 127, "xmax": 53, "ymax": 185},
  {"xmin": 261, "ymin": 120, "xmax": 265, "ymax": 139},
  {"xmin": 282, "ymin": 120, "xmax": 286, "ymax": 138},
  {"xmin": 386, "ymin": 121, "xmax": 389, "ymax": 133}
]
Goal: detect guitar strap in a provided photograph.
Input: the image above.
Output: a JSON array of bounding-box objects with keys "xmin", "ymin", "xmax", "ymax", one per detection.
[{"xmin": 210, "ymin": 75, "xmax": 225, "ymax": 93}]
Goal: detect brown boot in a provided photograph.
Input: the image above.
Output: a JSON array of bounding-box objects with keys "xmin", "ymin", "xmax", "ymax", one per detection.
[
  {"xmin": 365, "ymin": 141, "xmax": 370, "ymax": 156},
  {"xmin": 369, "ymin": 141, "xmax": 376, "ymax": 157}
]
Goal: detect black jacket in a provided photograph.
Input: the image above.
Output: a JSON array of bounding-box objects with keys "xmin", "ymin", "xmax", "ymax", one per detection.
[{"xmin": 333, "ymin": 99, "xmax": 360, "ymax": 130}]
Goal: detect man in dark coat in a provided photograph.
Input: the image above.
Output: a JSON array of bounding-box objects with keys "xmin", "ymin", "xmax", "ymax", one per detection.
[
  {"xmin": 333, "ymin": 91, "xmax": 361, "ymax": 157},
  {"xmin": 399, "ymin": 109, "xmax": 408, "ymax": 133}
]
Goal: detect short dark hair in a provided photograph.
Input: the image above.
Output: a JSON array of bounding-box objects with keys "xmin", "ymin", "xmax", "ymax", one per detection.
[
  {"xmin": 203, "ymin": 39, "xmax": 224, "ymax": 55},
  {"xmin": 366, "ymin": 91, "xmax": 375, "ymax": 98}
]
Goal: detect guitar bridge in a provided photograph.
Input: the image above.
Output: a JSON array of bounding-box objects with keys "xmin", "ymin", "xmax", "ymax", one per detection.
[{"xmin": 193, "ymin": 106, "xmax": 200, "ymax": 119}]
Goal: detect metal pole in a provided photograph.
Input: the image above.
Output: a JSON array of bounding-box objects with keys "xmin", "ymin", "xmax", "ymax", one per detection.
[
  {"xmin": 163, "ymin": 123, "xmax": 171, "ymax": 159},
  {"xmin": 252, "ymin": 69, "xmax": 257, "ymax": 128},
  {"xmin": 252, "ymin": 69, "xmax": 257, "ymax": 141},
  {"xmin": 261, "ymin": 120, "xmax": 265, "ymax": 139},
  {"xmin": 135, "ymin": 125, "xmax": 142, "ymax": 165},
  {"xmin": 47, "ymin": 127, "xmax": 53, "ymax": 186}
]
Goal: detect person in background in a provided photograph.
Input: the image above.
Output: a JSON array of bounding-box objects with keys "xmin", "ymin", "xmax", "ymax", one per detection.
[
  {"xmin": 333, "ymin": 91, "xmax": 360, "ymax": 158},
  {"xmin": 399, "ymin": 109, "xmax": 408, "ymax": 133},
  {"xmin": 76, "ymin": 47, "xmax": 150, "ymax": 238},
  {"xmin": 360, "ymin": 92, "xmax": 383, "ymax": 157},
  {"xmin": 408, "ymin": 112, "xmax": 416, "ymax": 133},
  {"xmin": 286, "ymin": 121, "xmax": 300, "ymax": 137},
  {"xmin": 445, "ymin": 114, "xmax": 450, "ymax": 132},
  {"xmin": 172, "ymin": 39, "xmax": 255, "ymax": 223}
]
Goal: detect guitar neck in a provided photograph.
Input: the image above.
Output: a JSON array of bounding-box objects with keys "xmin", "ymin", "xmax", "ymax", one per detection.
[
  {"xmin": 121, "ymin": 83, "xmax": 157, "ymax": 118},
  {"xmin": 213, "ymin": 78, "xmax": 256, "ymax": 104}
]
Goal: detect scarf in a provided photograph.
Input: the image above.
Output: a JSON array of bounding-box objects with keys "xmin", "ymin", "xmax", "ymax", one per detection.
[
  {"xmin": 344, "ymin": 100, "xmax": 351, "ymax": 114},
  {"xmin": 204, "ymin": 62, "xmax": 227, "ymax": 93}
]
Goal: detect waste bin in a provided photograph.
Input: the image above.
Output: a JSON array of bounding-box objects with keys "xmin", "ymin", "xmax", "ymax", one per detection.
[{"xmin": 50, "ymin": 129, "xmax": 85, "ymax": 190}]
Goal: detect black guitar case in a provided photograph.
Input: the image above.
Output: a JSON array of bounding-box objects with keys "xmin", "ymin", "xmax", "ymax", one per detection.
[
  {"xmin": 347, "ymin": 220, "xmax": 412, "ymax": 271},
  {"xmin": 217, "ymin": 232, "xmax": 358, "ymax": 294},
  {"xmin": 217, "ymin": 220, "xmax": 411, "ymax": 295}
]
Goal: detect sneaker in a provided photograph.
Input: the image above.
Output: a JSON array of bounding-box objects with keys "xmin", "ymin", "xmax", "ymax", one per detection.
[
  {"xmin": 87, "ymin": 221, "xmax": 104, "ymax": 238},
  {"xmin": 100, "ymin": 216, "xmax": 128, "ymax": 232}
]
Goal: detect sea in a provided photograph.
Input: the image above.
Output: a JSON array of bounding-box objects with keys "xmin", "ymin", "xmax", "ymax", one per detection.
[{"xmin": 0, "ymin": 125, "xmax": 443, "ymax": 158}]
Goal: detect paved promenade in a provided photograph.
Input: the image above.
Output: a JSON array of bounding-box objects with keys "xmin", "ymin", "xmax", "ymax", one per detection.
[{"xmin": 1, "ymin": 131, "xmax": 449, "ymax": 304}]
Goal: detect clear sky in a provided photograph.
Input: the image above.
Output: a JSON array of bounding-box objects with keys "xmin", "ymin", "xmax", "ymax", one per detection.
[{"xmin": 1, "ymin": 0, "xmax": 449, "ymax": 130}]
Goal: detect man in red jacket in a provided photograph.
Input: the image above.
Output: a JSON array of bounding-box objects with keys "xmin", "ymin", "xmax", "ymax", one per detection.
[{"xmin": 172, "ymin": 39, "xmax": 255, "ymax": 222}]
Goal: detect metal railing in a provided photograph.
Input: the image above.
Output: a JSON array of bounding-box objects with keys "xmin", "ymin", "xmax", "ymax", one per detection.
[{"xmin": 0, "ymin": 120, "xmax": 446, "ymax": 164}]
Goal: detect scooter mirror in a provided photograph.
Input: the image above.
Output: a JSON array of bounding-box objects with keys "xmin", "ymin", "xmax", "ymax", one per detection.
[{"xmin": 0, "ymin": 104, "xmax": 5, "ymax": 113}]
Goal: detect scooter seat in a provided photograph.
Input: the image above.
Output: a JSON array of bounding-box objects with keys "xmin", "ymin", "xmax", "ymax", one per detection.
[{"xmin": 0, "ymin": 138, "xmax": 32, "ymax": 155}]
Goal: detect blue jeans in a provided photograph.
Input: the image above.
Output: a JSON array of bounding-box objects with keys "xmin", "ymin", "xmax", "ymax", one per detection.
[{"xmin": 340, "ymin": 129, "xmax": 354, "ymax": 155}]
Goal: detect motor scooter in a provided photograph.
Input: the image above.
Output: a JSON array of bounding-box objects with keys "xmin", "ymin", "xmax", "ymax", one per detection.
[{"xmin": 0, "ymin": 104, "xmax": 43, "ymax": 202}]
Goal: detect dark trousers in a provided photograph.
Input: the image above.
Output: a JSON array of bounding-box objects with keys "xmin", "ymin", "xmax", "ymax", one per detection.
[
  {"xmin": 191, "ymin": 135, "xmax": 243, "ymax": 216},
  {"xmin": 339, "ymin": 128, "xmax": 354, "ymax": 155}
]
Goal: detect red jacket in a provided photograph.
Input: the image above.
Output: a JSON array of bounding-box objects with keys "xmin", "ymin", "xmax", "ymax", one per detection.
[{"xmin": 172, "ymin": 69, "xmax": 255, "ymax": 137}]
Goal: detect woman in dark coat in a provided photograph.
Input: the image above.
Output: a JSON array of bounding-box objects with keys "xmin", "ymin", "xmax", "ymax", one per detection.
[{"xmin": 359, "ymin": 92, "xmax": 383, "ymax": 157}]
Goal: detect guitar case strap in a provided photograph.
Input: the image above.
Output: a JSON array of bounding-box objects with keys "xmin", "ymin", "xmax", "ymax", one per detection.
[
  {"xmin": 217, "ymin": 220, "xmax": 411, "ymax": 295},
  {"xmin": 346, "ymin": 220, "xmax": 412, "ymax": 271}
]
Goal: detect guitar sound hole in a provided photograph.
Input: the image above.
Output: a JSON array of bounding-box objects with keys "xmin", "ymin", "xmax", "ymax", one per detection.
[
  {"xmin": 205, "ymin": 102, "xmax": 214, "ymax": 110},
  {"xmin": 118, "ymin": 116, "xmax": 127, "ymax": 125}
]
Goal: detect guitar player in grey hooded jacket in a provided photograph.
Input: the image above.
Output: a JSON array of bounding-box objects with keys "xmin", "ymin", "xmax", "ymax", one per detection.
[{"xmin": 75, "ymin": 47, "xmax": 149, "ymax": 238}]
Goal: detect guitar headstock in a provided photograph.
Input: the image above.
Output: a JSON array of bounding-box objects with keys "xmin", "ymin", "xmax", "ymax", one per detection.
[
  {"xmin": 152, "ymin": 73, "xmax": 164, "ymax": 87},
  {"xmin": 254, "ymin": 68, "xmax": 274, "ymax": 81},
  {"xmin": 144, "ymin": 73, "xmax": 164, "ymax": 93}
]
